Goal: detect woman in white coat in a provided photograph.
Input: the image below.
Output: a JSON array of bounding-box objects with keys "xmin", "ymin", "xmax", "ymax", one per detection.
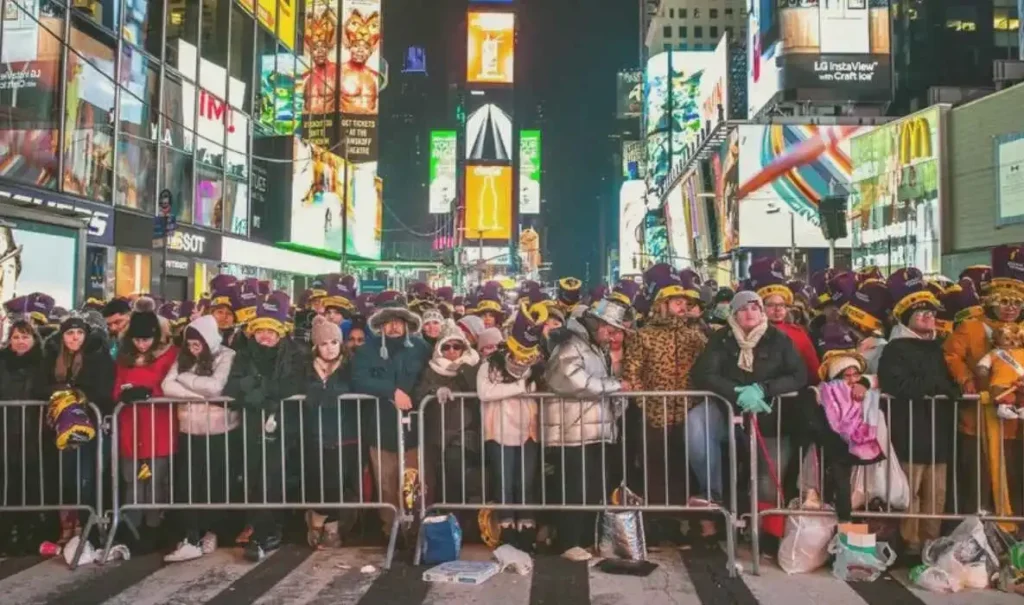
[{"xmin": 160, "ymin": 315, "xmax": 237, "ymax": 562}]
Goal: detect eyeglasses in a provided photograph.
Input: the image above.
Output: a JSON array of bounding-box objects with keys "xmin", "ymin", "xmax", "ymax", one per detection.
[
  {"xmin": 994, "ymin": 297, "xmax": 1024, "ymax": 307},
  {"xmin": 441, "ymin": 343, "xmax": 465, "ymax": 352}
]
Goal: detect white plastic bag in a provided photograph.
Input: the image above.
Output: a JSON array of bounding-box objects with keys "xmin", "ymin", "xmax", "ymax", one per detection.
[
  {"xmin": 910, "ymin": 564, "xmax": 964, "ymax": 593},
  {"xmin": 850, "ymin": 415, "xmax": 910, "ymax": 510},
  {"xmin": 493, "ymin": 544, "xmax": 533, "ymax": 575},
  {"xmin": 778, "ymin": 499, "xmax": 837, "ymax": 574}
]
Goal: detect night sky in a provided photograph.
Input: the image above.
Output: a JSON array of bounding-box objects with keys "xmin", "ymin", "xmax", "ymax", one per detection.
[{"xmin": 382, "ymin": 0, "xmax": 638, "ymax": 282}]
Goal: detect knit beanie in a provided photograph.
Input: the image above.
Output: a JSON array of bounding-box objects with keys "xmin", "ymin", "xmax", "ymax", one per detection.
[
  {"xmin": 457, "ymin": 315, "xmax": 486, "ymax": 342},
  {"xmin": 126, "ymin": 297, "xmax": 161, "ymax": 340},
  {"xmin": 422, "ymin": 308, "xmax": 445, "ymax": 327},
  {"xmin": 59, "ymin": 314, "xmax": 91, "ymax": 335},
  {"xmin": 311, "ymin": 315, "xmax": 343, "ymax": 347},
  {"xmin": 476, "ymin": 327, "xmax": 503, "ymax": 350},
  {"xmin": 730, "ymin": 290, "xmax": 763, "ymax": 315}
]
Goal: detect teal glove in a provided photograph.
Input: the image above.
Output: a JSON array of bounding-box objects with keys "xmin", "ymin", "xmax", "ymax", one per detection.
[{"xmin": 734, "ymin": 384, "xmax": 770, "ymax": 414}]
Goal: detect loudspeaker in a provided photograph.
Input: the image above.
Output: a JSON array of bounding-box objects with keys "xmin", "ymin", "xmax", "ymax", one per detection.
[{"xmin": 818, "ymin": 195, "xmax": 848, "ymax": 241}]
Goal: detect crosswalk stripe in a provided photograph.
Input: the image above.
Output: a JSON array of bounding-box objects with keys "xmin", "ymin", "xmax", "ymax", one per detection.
[
  {"xmin": 529, "ymin": 555, "xmax": 590, "ymax": 605},
  {"xmin": 102, "ymin": 548, "xmax": 264, "ymax": 605},
  {"xmin": 254, "ymin": 547, "xmax": 384, "ymax": 605},
  {"xmin": 589, "ymin": 549, "xmax": 703, "ymax": 605},
  {"xmin": 354, "ymin": 562, "xmax": 430, "ymax": 604},
  {"xmin": 846, "ymin": 572, "xmax": 929, "ymax": 605},
  {"xmin": 680, "ymin": 545, "xmax": 760, "ymax": 605},
  {"xmin": 0, "ymin": 557, "xmax": 44, "ymax": 582},
  {"xmin": 204, "ymin": 544, "xmax": 313, "ymax": 605},
  {"xmin": 46, "ymin": 553, "xmax": 164, "ymax": 605}
]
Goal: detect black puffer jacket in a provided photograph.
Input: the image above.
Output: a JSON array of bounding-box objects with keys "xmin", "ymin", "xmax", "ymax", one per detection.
[
  {"xmin": 877, "ymin": 326, "xmax": 959, "ymax": 464},
  {"xmin": 41, "ymin": 331, "xmax": 116, "ymax": 414},
  {"xmin": 0, "ymin": 343, "xmax": 48, "ymax": 461},
  {"xmin": 223, "ymin": 337, "xmax": 308, "ymax": 438},
  {"xmin": 692, "ymin": 323, "xmax": 809, "ymax": 437}
]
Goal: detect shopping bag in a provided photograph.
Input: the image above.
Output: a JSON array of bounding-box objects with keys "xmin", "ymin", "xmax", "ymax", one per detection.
[
  {"xmin": 778, "ymin": 499, "xmax": 837, "ymax": 574},
  {"xmin": 421, "ymin": 514, "xmax": 462, "ymax": 565},
  {"xmin": 850, "ymin": 415, "xmax": 910, "ymax": 510},
  {"xmin": 829, "ymin": 532, "xmax": 896, "ymax": 582},
  {"xmin": 596, "ymin": 486, "xmax": 647, "ymax": 561}
]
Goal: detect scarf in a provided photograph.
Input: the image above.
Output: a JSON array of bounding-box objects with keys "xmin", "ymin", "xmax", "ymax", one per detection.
[
  {"xmin": 428, "ymin": 346, "xmax": 480, "ymax": 377},
  {"xmin": 313, "ymin": 355, "xmax": 342, "ymax": 381},
  {"xmin": 726, "ymin": 314, "xmax": 768, "ymax": 372}
]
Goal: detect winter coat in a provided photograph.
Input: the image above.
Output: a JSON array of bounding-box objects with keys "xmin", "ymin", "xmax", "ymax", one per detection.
[
  {"xmin": 302, "ymin": 360, "xmax": 358, "ymax": 447},
  {"xmin": 620, "ymin": 314, "xmax": 707, "ymax": 428},
  {"xmin": 477, "ymin": 358, "xmax": 538, "ymax": 446},
  {"xmin": 775, "ymin": 322, "xmax": 821, "ymax": 386},
  {"xmin": 414, "ymin": 358, "xmax": 480, "ymax": 450},
  {"xmin": 0, "ymin": 343, "xmax": 48, "ymax": 459},
  {"xmin": 817, "ymin": 380, "xmax": 882, "ymax": 461},
  {"xmin": 543, "ymin": 316, "xmax": 624, "ymax": 446},
  {"xmin": 350, "ymin": 332, "xmax": 429, "ymax": 451},
  {"xmin": 41, "ymin": 331, "xmax": 116, "ymax": 414},
  {"xmin": 692, "ymin": 323, "xmax": 808, "ymax": 437},
  {"xmin": 161, "ymin": 318, "xmax": 238, "ymax": 436},
  {"xmin": 877, "ymin": 324, "xmax": 959, "ymax": 465},
  {"xmin": 113, "ymin": 343, "xmax": 179, "ymax": 459},
  {"xmin": 223, "ymin": 337, "xmax": 308, "ymax": 438}
]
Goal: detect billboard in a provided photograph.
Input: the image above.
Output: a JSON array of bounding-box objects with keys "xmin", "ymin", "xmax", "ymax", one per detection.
[
  {"xmin": 258, "ymin": 52, "xmax": 303, "ymax": 136},
  {"xmin": 302, "ymin": 0, "xmax": 339, "ymax": 149},
  {"xmin": 849, "ymin": 107, "xmax": 943, "ymax": 275},
  {"xmin": 664, "ymin": 177, "xmax": 690, "ymax": 266},
  {"xmin": 644, "ymin": 51, "xmax": 718, "ymax": 190},
  {"xmin": 711, "ymin": 129, "xmax": 740, "ymax": 255},
  {"xmin": 617, "ymin": 69, "xmax": 643, "ymax": 118},
  {"xmin": 464, "ymin": 165, "xmax": 512, "ymax": 240},
  {"xmin": 619, "ymin": 180, "xmax": 647, "ymax": 276},
  {"xmin": 348, "ymin": 165, "xmax": 382, "ymax": 259},
  {"xmin": 467, "ymin": 12, "xmax": 515, "ymax": 85},
  {"xmin": 291, "ymin": 137, "xmax": 345, "ymax": 252},
  {"xmin": 736, "ymin": 124, "xmax": 873, "ymax": 249},
  {"xmin": 429, "ymin": 130, "xmax": 458, "ymax": 214},
  {"xmin": 996, "ymin": 131, "xmax": 1024, "ymax": 226},
  {"xmin": 466, "ymin": 89, "xmax": 513, "ymax": 162},
  {"xmin": 239, "ymin": 0, "xmax": 298, "ymax": 50},
  {"xmin": 0, "ymin": 220, "xmax": 79, "ymax": 309},
  {"xmin": 339, "ymin": 0, "xmax": 381, "ymax": 165},
  {"xmin": 699, "ymin": 36, "xmax": 730, "ymax": 136},
  {"xmin": 748, "ymin": 0, "xmax": 892, "ymax": 118},
  {"xmin": 622, "ymin": 140, "xmax": 646, "ymax": 179},
  {"xmin": 519, "ymin": 130, "xmax": 541, "ymax": 214}
]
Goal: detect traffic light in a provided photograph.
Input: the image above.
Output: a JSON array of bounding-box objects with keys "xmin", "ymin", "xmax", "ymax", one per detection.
[{"xmin": 818, "ymin": 195, "xmax": 848, "ymax": 241}]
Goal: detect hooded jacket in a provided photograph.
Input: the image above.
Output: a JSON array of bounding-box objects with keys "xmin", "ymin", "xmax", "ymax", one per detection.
[
  {"xmin": 223, "ymin": 335, "xmax": 308, "ymax": 438},
  {"xmin": 621, "ymin": 314, "xmax": 707, "ymax": 428},
  {"xmin": 692, "ymin": 323, "xmax": 807, "ymax": 437},
  {"xmin": 162, "ymin": 315, "xmax": 238, "ymax": 436},
  {"xmin": 877, "ymin": 323, "xmax": 959, "ymax": 464},
  {"xmin": 543, "ymin": 315, "xmax": 624, "ymax": 446},
  {"xmin": 349, "ymin": 330, "xmax": 429, "ymax": 451},
  {"xmin": 42, "ymin": 330, "xmax": 116, "ymax": 414},
  {"xmin": 477, "ymin": 355, "xmax": 538, "ymax": 447},
  {"xmin": 113, "ymin": 337, "xmax": 179, "ymax": 459},
  {"xmin": 414, "ymin": 325, "xmax": 481, "ymax": 449}
]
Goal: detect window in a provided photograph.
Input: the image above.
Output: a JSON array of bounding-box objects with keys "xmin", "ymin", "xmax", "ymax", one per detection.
[
  {"xmin": 0, "ymin": 1, "xmax": 64, "ymax": 190},
  {"xmin": 195, "ymin": 165, "xmax": 223, "ymax": 229},
  {"xmin": 679, "ymin": 8, "xmax": 687, "ymax": 18},
  {"xmin": 116, "ymin": 251, "xmax": 152, "ymax": 296},
  {"xmin": 663, "ymin": 25, "xmax": 672, "ymax": 37},
  {"xmin": 725, "ymin": 8, "xmax": 734, "ymax": 17},
  {"xmin": 224, "ymin": 178, "xmax": 249, "ymax": 235},
  {"xmin": 679, "ymin": 26, "xmax": 687, "ymax": 38},
  {"xmin": 710, "ymin": 9, "xmax": 718, "ymax": 18},
  {"xmin": 694, "ymin": 8, "xmax": 700, "ymax": 18},
  {"xmin": 679, "ymin": 43, "xmax": 688, "ymax": 50},
  {"xmin": 160, "ymin": 74, "xmax": 194, "ymax": 223},
  {"xmin": 165, "ymin": 0, "xmax": 200, "ymax": 70},
  {"xmin": 63, "ymin": 18, "xmax": 116, "ymax": 203},
  {"xmin": 726, "ymin": 26, "xmax": 734, "ymax": 39},
  {"xmin": 694, "ymin": 43, "xmax": 704, "ymax": 50},
  {"xmin": 710, "ymin": 26, "xmax": 719, "ymax": 39},
  {"xmin": 669, "ymin": 8, "xmax": 675, "ymax": 17},
  {"xmin": 694, "ymin": 26, "xmax": 703, "ymax": 38},
  {"xmin": 117, "ymin": 48, "xmax": 160, "ymax": 210},
  {"xmin": 229, "ymin": 5, "xmax": 255, "ymax": 113},
  {"xmin": 663, "ymin": 43, "xmax": 672, "ymax": 52}
]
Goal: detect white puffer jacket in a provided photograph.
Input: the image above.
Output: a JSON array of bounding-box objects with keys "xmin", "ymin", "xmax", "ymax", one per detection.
[
  {"xmin": 161, "ymin": 315, "xmax": 238, "ymax": 435},
  {"xmin": 542, "ymin": 317, "xmax": 624, "ymax": 446}
]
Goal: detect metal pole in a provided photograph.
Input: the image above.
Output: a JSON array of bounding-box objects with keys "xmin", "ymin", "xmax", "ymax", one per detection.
[
  {"xmin": 789, "ymin": 212, "xmax": 797, "ymax": 271},
  {"xmin": 478, "ymin": 236, "xmax": 483, "ymax": 285},
  {"xmin": 56, "ymin": 0, "xmax": 74, "ymax": 188},
  {"xmin": 341, "ymin": 139, "xmax": 349, "ymax": 272},
  {"xmin": 161, "ymin": 224, "xmax": 168, "ymax": 298},
  {"xmin": 829, "ymin": 239, "xmax": 836, "ymax": 268}
]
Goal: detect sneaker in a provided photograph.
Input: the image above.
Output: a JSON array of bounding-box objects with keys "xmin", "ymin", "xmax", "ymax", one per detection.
[
  {"xmin": 200, "ymin": 532, "xmax": 217, "ymax": 555},
  {"xmin": 164, "ymin": 540, "xmax": 204, "ymax": 563},
  {"xmin": 305, "ymin": 511, "xmax": 326, "ymax": 548},
  {"xmin": 244, "ymin": 541, "xmax": 267, "ymax": 563},
  {"xmin": 562, "ymin": 546, "xmax": 592, "ymax": 562}
]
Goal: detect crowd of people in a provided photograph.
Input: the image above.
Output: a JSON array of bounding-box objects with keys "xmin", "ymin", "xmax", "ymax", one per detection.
[{"xmin": 0, "ymin": 244, "xmax": 1023, "ymax": 567}]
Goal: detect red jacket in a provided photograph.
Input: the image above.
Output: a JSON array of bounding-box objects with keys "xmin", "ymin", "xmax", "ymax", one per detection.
[
  {"xmin": 774, "ymin": 322, "xmax": 821, "ymax": 386},
  {"xmin": 114, "ymin": 346, "xmax": 179, "ymax": 458}
]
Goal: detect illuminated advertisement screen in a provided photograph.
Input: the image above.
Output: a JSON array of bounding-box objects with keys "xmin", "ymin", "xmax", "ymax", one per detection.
[
  {"xmin": 464, "ymin": 165, "xmax": 512, "ymax": 240},
  {"xmin": 467, "ymin": 12, "xmax": 515, "ymax": 85},
  {"xmin": 622, "ymin": 140, "xmax": 645, "ymax": 179},
  {"xmin": 644, "ymin": 213, "xmax": 669, "ymax": 264},
  {"xmin": 258, "ymin": 53, "xmax": 303, "ymax": 135},
  {"xmin": 699, "ymin": 37, "xmax": 730, "ymax": 136},
  {"xmin": 737, "ymin": 124, "xmax": 873, "ymax": 249},
  {"xmin": 291, "ymin": 137, "xmax": 345, "ymax": 252},
  {"xmin": 466, "ymin": 89, "xmax": 513, "ymax": 162},
  {"xmin": 748, "ymin": 0, "xmax": 892, "ymax": 118},
  {"xmin": 617, "ymin": 69, "xmax": 642, "ymax": 118},
  {"xmin": 238, "ymin": 0, "xmax": 298, "ymax": 50},
  {"xmin": 519, "ymin": 130, "xmax": 541, "ymax": 214},
  {"xmin": 429, "ymin": 130, "xmax": 457, "ymax": 214},
  {"xmin": 301, "ymin": 0, "xmax": 340, "ymax": 149},
  {"xmin": 0, "ymin": 219, "xmax": 79, "ymax": 309},
  {"xmin": 339, "ymin": 0, "xmax": 381, "ymax": 164},
  {"xmin": 348, "ymin": 164, "xmax": 382, "ymax": 259},
  {"xmin": 644, "ymin": 51, "xmax": 717, "ymax": 189},
  {"xmin": 849, "ymin": 107, "xmax": 942, "ymax": 274},
  {"xmin": 619, "ymin": 180, "xmax": 647, "ymax": 276}
]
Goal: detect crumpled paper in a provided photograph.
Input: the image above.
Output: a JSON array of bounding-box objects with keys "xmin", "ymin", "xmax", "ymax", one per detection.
[
  {"xmin": 493, "ymin": 544, "xmax": 533, "ymax": 575},
  {"xmin": 63, "ymin": 536, "xmax": 132, "ymax": 567}
]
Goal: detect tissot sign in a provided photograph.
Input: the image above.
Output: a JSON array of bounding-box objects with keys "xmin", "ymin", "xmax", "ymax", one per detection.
[
  {"xmin": 0, "ymin": 182, "xmax": 114, "ymax": 245},
  {"xmin": 114, "ymin": 210, "xmax": 222, "ymax": 259}
]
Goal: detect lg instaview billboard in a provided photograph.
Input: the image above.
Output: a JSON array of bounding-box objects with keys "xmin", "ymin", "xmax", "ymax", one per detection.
[
  {"xmin": 747, "ymin": 0, "xmax": 892, "ymax": 118},
  {"xmin": 429, "ymin": 130, "xmax": 457, "ymax": 214},
  {"xmin": 519, "ymin": 130, "xmax": 541, "ymax": 214}
]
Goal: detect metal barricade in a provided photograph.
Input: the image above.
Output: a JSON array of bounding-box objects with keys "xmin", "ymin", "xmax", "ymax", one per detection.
[
  {"xmin": 105, "ymin": 395, "xmax": 407, "ymax": 569},
  {"xmin": 413, "ymin": 390, "xmax": 742, "ymax": 575},
  {"xmin": 746, "ymin": 391, "xmax": 1024, "ymax": 575},
  {"xmin": 0, "ymin": 400, "xmax": 105, "ymax": 569}
]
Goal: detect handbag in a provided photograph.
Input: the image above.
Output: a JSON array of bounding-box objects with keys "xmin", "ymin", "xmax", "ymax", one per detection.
[
  {"xmin": 596, "ymin": 485, "xmax": 647, "ymax": 561},
  {"xmin": 850, "ymin": 415, "xmax": 910, "ymax": 510}
]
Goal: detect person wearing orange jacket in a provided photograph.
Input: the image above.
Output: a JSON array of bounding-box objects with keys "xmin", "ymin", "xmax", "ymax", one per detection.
[{"xmin": 943, "ymin": 249, "xmax": 1022, "ymax": 526}]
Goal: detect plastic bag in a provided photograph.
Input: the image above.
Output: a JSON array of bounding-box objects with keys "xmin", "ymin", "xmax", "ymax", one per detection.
[
  {"xmin": 910, "ymin": 564, "xmax": 964, "ymax": 593},
  {"xmin": 421, "ymin": 514, "xmax": 462, "ymax": 565},
  {"xmin": 778, "ymin": 499, "xmax": 837, "ymax": 574},
  {"xmin": 493, "ymin": 544, "xmax": 533, "ymax": 575},
  {"xmin": 597, "ymin": 486, "xmax": 646, "ymax": 561},
  {"xmin": 829, "ymin": 533, "xmax": 896, "ymax": 582},
  {"xmin": 923, "ymin": 516, "xmax": 1001, "ymax": 578},
  {"xmin": 850, "ymin": 416, "xmax": 910, "ymax": 510}
]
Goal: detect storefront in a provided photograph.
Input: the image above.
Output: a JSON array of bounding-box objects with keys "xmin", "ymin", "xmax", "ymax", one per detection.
[
  {"xmin": 114, "ymin": 210, "xmax": 222, "ymax": 302},
  {"xmin": 0, "ymin": 181, "xmax": 112, "ymax": 303},
  {"xmin": 219, "ymin": 236, "xmax": 339, "ymax": 298}
]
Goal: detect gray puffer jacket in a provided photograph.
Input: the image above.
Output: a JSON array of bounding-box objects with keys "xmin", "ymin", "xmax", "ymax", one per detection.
[{"xmin": 543, "ymin": 316, "xmax": 624, "ymax": 446}]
